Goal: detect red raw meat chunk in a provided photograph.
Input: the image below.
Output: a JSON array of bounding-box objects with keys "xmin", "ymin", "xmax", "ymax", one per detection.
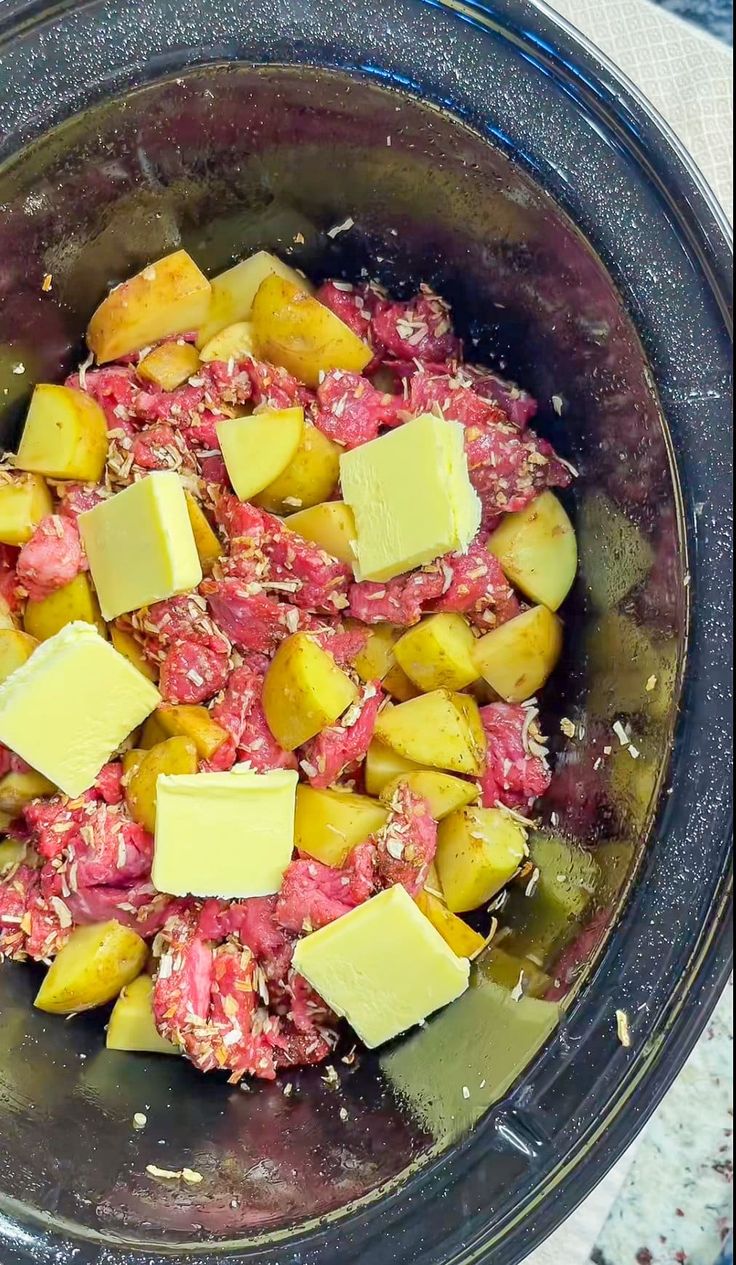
[
  {"xmin": 375, "ymin": 783, "xmax": 437, "ymax": 896},
  {"xmin": 371, "ymin": 288, "xmax": 462, "ymax": 365},
  {"xmin": 221, "ymin": 896, "xmax": 295, "ymax": 996},
  {"xmin": 39, "ymin": 803, "xmax": 153, "ymax": 898},
  {"xmin": 94, "ymin": 762, "xmax": 125, "ymax": 806},
  {"xmin": 211, "ymin": 661, "xmax": 297, "ymax": 774},
  {"xmin": 128, "ymin": 592, "xmax": 231, "ymax": 665},
  {"xmin": 479, "ymin": 703, "xmax": 552, "ymax": 811},
  {"xmin": 276, "ymin": 846, "xmax": 377, "ymax": 934},
  {"xmin": 315, "ymin": 280, "xmax": 375, "ymax": 343},
  {"xmin": 67, "ymin": 365, "xmax": 139, "ymax": 430},
  {"xmin": 203, "ymin": 577, "xmax": 310, "ymax": 654},
  {"xmin": 314, "ymin": 370, "xmax": 403, "ymax": 448},
  {"xmin": 152, "ymin": 908, "xmax": 214, "ymax": 1047},
  {"xmin": 311, "ymin": 625, "xmax": 369, "ymax": 670},
  {"xmin": 348, "ymin": 568, "xmax": 446, "ymax": 626},
  {"xmin": 301, "ymin": 683, "xmax": 384, "ymax": 789},
  {"xmin": 208, "ymin": 942, "xmax": 280, "ymax": 1083},
  {"xmin": 0, "ymin": 863, "xmax": 70, "ymax": 962},
  {"xmin": 199, "ymin": 452, "xmax": 230, "ymax": 489},
  {"xmin": 277, "ymin": 971, "xmax": 336, "ymax": 1068},
  {"xmin": 159, "ymin": 640, "xmax": 231, "ymax": 704},
  {"xmin": 0, "ymin": 743, "xmax": 32, "ymax": 779},
  {"xmin": 463, "ymin": 366, "xmax": 538, "ymax": 429},
  {"xmin": 67, "ymin": 881, "xmax": 179, "ymax": 938},
  {"xmin": 0, "ymin": 545, "xmax": 21, "ymax": 614},
  {"xmin": 467, "ymin": 426, "xmax": 572, "ymax": 517},
  {"xmin": 16, "ymin": 515, "xmax": 86, "ymax": 602},
  {"xmin": 247, "ymin": 359, "xmax": 314, "ymax": 411},
  {"xmin": 408, "ymin": 373, "xmax": 508, "ymax": 433},
  {"xmin": 287, "ymin": 970, "xmax": 334, "ymax": 1035},
  {"xmin": 429, "ymin": 542, "xmax": 521, "ymax": 630},
  {"xmin": 130, "ymin": 423, "xmax": 191, "ymax": 471},
  {"xmin": 56, "ymin": 484, "xmax": 109, "ymax": 521}
]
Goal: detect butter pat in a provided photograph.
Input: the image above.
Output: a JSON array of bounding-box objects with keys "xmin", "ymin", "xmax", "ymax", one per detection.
[
  {"xmin": 79, "ymin": 472, "xmax": 201, "ymax": 620},
  {"xmin": 292, "ymin": 885, "xmax": 470, "ymax": 1048},
  {"xmin": 0, "ymin": 622, "xmax": 160, "ymax": 797},
  {"xmin": 152, "ymin": 769, "xmax": 298, "ymax": 898},
  {"xmin": 340, "ymin": 414, "xmax": 481, "ymax": 582}
]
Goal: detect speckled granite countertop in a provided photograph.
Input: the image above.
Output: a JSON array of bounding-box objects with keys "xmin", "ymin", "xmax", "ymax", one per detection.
[{"xmin": 652, "ymin": 0, "xmax": 733, "ymax": 42}]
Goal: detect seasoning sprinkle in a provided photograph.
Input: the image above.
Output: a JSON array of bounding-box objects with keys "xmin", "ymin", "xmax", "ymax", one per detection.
[{"xmin": 616, "ymin": 1009, "xmax": 632, "ymax": 1048}]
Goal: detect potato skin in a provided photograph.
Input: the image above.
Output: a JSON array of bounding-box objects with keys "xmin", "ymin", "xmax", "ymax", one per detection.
[
  {"xmin": 374, "ymin": 689, "xmax": 487, "ymax": 776},
  {"xmin": 352, "ymin": 623, "xmax": 418, "ymax": 701},
  {"xmin": 472, "ymin": 605, "xmax": 563, "ymax": 704},
  {"xmin": 199, "ymin": 320, "xmax": 256, "ymax": 364},
  {"xmin": 155, "ymin": 704, "xmax": 229, "ymax": 760},
  {"xmin": 254, "ymin": 424, "xmax": 341, "ymax": 515},
  {"xmin": 487, "ymin": 491, "xmax": 577, "ymax": 612},
  {"xmin": 106, "ymin": 974, "xmax": 178, "ymax": 1054},
  {"xmin": 34, "ymin": 921, "xmax": 149, "ymax": 1014},
  {"xmin": 436, "ymin": 807, "xmax": 528, "ymax": 913},
  {"xmin": 183, "ymin": 492, "xmax": 222, "ymax": 577},
  {"xmin": 124, "ymin": 736, "xmax": 198, "ymax": 833},
  {"xmin": 197, "ymin": 251, "xmax": 313, "ymax": 348},
  {"xmin": 110, "ymin": 626, "xmax": 159, "ymax": 681},
  {"xmin": 262, "ymin": 632, "xmax": 358, "ymax": 751},
  {"xmin": 394, "ymin": 614, "xmax": 478, "ymax": 693},
  {"xmin": 0, "ymin": 768, "xmax": 56, "ymax": 813},
  {"xmin": 415, "ymin": 890, "xmax": 486, "ymax": 958},
  {"xmin": 87, "ymin": 250, "xmax": 211, "ymax": 363},
  {"xmin": 364, "ymin": 740, "xmax": 427, "ymax": 796},
  {"xmin": 24, "ymin": 573, "xmax": 105, "ymax": 642},
  {"xmin": 138, "ymin": 342, "xmax": 201, "ymax": 391},
  {"xmin": 217, "ymin": 409, "xmax": 304, "ymax": 502},
  {"xmin": 14, "ymin": 385, "xmax": 109, "ymax": 482},
  {"xmin": 0, "ymin": 628, "xmax": 38, "ymax": 685},
  {"xmin": 251, "ymin": 275, "xmax": 372, "ymax": 388},
  {"xmin": 379, "ymin": 770, "xmax": 478, "ymax": 820},
  {"xmin": 0, "ymin": 474, "xmax": 53, "ymax": 546},
  {"xmin": 286, "ymin": 502, "xmax": 357, "ymax": 566}
]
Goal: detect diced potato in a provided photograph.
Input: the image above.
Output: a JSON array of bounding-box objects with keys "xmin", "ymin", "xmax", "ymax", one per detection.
[
  {"xmin": 124, "ymin": 736, "xmax": 198, "ymax": 833},
  {"xmin": 110, "ymin": 626, "xmax": 158, "ymax": 681},
  {"xmin": 436, "ymin": 807, "xmax": 528, "ymax": 913},
  {"xmin": 473, "ymin": 605, "xmax": 563, "ymax": 704},
  {"xmin": 415, "ymin": 890, "xmax": 487, "ymax": 959},
  {"xmin": 487, "ymin": 492, "xmax": 578, "ymax": 611},
  {"xmin": 14, "ymin": 385, "xmax": 109, "ymax": 483},
  {"xmin": 0, "ymin": 596, "xmax": 17, "ymax": 631},
  {"xmin": 139, "ymin": 712, "xmax": 168, "ymax": 751},
  {"xmin": 106, "ymin": 973, "xmax": 179, "ymax": 1055},
  {"xmin": 295, "ymin": 785, "xmax": 388, "ymax": 867},
  {"xmin": 374, "ymin": 689, "xmax": 487, "ymax": 777},
  {"xmin": 217, "ymin": 408, "xmax": 304, "ymax": 502},
  {"xmin": 286, "ymin": 501, "xmax": 357, "ymax": 566},
  {"xmin": 395, "ymin": 613, "xmax": 478, "ymax": 692},
  {"xmin": 199, "ymin": 320, "xmax": 257, "ymax": 364},
  {"xmin": 34, "ymin": 921, "xmax": 148, "ymax": 1014},
  {"xmin": 353, "ymin": 624, "xmax": 419, "ymax": 701},
  {"xmin": 579, "ymin": 490, "xmax": 654, "ymax": 611},
  {"xmin": 380, "ymin": 770, "xmax": 478, "ymax": 820},
  {"xmin": 122, "ymin": 748, "xmax": 147, "ymax": 781},
  {"xmin": 503, "ymin": 833, "xmax": 600, "ymax": 966},
  {"xmin": 87, "ymin": 250, "xmax": 212, "ymax": 363},
  {"xmin": 0, "ymin": 628, "xmax": 38, "ymax": 685},
  {"xmin": 197, "ymin": 251, "xmax": 313, "ymax": 348},
  {"xmin": 0, "ymin": 473, "xmax": 53, "ymax": 546},
  {"xmin": 24, "ymin": 573, "xmax": 105, "ymax": 642},
  {"xmin": 183, "ymin": 491, "xmax": 222, "ymax": 577},
  {"xmin": 484, "ymin": 946, "xmax": 551, "ymax": 999},
  {"xmin": 262, "ymin": 632, "xmax": 358, "ymax": 751},
  {"xmin": 585, "ymin": 610, "xmax": 677, "ymax": 723},
  {"xmin": 138, "ymin": 341, "xmax": 201, "ymax": 391},
  {"xmin": 251, "ymin": 275, "xmax": 373, "ymax": 388},
  {"xmin": 154, "ymin": 703, "xmax": 229, "ymax": 761},
  {"xmin": 254, "ymin": 424, "xmax": 340, "ymax": 515},
  {"xmin": 0, "ymin": 769, "xmax": 57, "ymax": 814},
  {"xmin": 364, "ymin": 739, "xmax": 427, "ymax": 796},
  {"xmin": 0, "ymin": 838, "xmax": 28, "ymax": 873}
]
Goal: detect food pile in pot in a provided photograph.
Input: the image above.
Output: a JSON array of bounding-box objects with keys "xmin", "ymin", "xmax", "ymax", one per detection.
[{"xmin": 0, "ymin": 248, "xmax": 577, "ymax": 1082}]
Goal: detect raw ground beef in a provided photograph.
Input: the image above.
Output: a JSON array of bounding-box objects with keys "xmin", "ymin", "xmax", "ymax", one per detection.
[
  {"xmin": 16, "ymin": 515, "xmax": 86, "ymax": 602},
  {"xmin": 479, "ymin": 702, "xmax": 552, "ymax": 811},
  {"xmin": 300, "ymin": 683, "xmax": 384, "ymax": 788},
  {"xmin": 374, "ymin": 783, "xmax": 437, "ymax": 896},
  {"xmin": 314, "ymin": 370, "xmax": 403, "ymax": 448}
]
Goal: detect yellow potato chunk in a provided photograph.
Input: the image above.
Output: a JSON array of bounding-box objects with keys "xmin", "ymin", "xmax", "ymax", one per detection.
[
  {"xmin": 352, "ymin": 623, "xmax": 418, "ymax": 701},
  {"xmin": 0, "ymin": 628, "xmax": 38, "ymax": 685},
  {"xmin": 199, "ymin": 320, "xmax": 256, "ymax": 364},
  {"xmin": 251, "ymin": 275, "xmax": 372, "ymax": 387},
  {"xmin": 488, "ymin": 492, "xmax": 578, "ymax": 611},
  {"xmin": 262, "ymin": 632, "xmax": 358, "ymax": 751},
  {"xmin": 124, "ymin": 736, "xmax": 198, "ymax": 833},
  {"xmin": 87, "ymin": 251, "xmax": 211, "ymax": 363},
  {"xmin": 364, "ymin": 739, "xmax": 427, "ymax": 796},
  {"xmin": 473, "ymin": 605, "xmax": 563, "ymax": 704},
  {"xmin": 286, "ymin": 501, "xmax": 357, "ymax": 565},
  {"xmin": 34, "ymin": 921, "xmax": 148, "ymax": 1014},
  {"xmin": 0, "ymin": 595, "xmax": 17, "ymax": 631},
  {"xmin": 184, "ymin": 491, "xmax": 222, "ymax": 577},
  {"xmin": 106, "ymin": 974, "xmax": 179, "ymax": 1055},
  {"xmin": 138, "ymin": 341, "xmax": 201, "ymax": 391},
  {"xmin": 139, "ymin": 711, "xmax": 168, "ymax": 750},
  {"xmin": 217, "ymin": 408, "xmax": 304, "ymax": 501},
  {"xmin": 295, "ymin": 785, "xmax": 388, "ymax": 867},
  {"xmin": 254, "ymin": 424, "xmax": 340, "ymax": 515},
  {"xmin": 122, "ymin": 749, "xmax": 146, "ymax": 781},
  {"xmin": 197, "ymin": 251, "xmax": 313, "ymax": 348},
  {"xmin": 0, "ymin": 838, "xmax": 28, "ymax": 872},
  {"xmin": 380, "ymin": 770, "xmax": 478, "ymax": 820},
  {"xmin": 154, "ymin": 703, "xmax": 229, "ymax": 761},
  {"xmin": 0, "ymin": 768, "xmax": 56, "ymax": 814},
  {"xmin": 374, "ymin": 689, "xmax": 486, "ymax": 776},
  {"xmin": 415, "ymin": 891, "xmax": 486, "ymax": 958},
  {"xmin": 14, "ymin": 385, "xmax": 109, "ymax": 482},
  {"xmin": 110, "ymin": 626, "xmax": 158, "ymax": 681},
  {"xmin": 23, "ymin": 573, "xmax": 104, "ymax": 642},
  {"xmin": 436, "ymin": 807, "xmax": 528, "ymax": 913},
  {"xmin": 0, "ymin": 474, "xmax": 53, "ymax": 546},
  {"xmin": 395, "ymin": 613, "xmax": 478, "ymax": 692}
]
